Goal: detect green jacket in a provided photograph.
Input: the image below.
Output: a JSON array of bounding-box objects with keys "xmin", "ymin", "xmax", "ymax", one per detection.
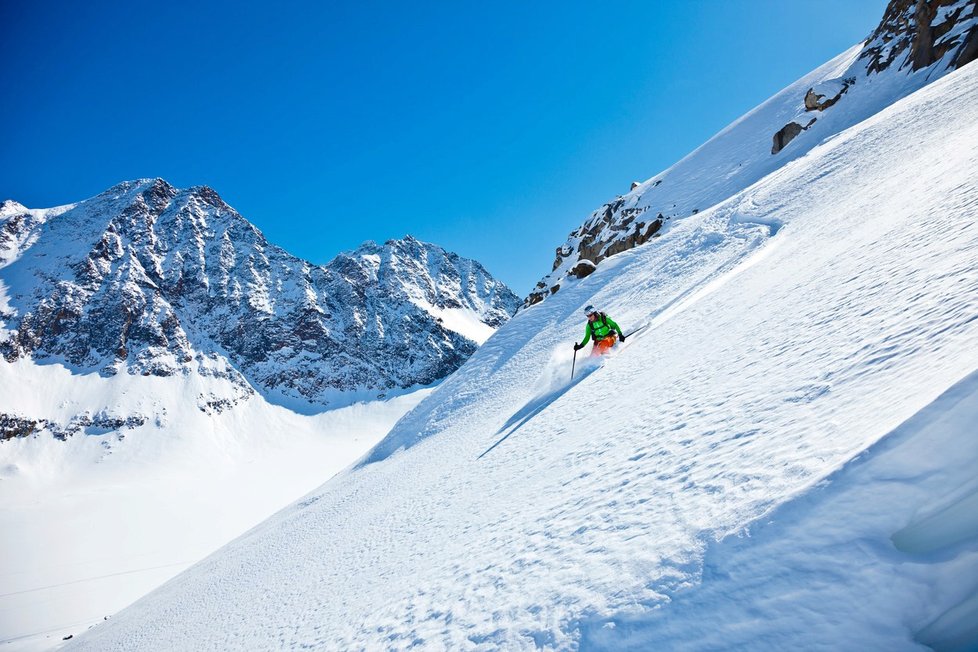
[{"xmin": 581, "ymin": 313, "xmax": 622, "ymax": 345}]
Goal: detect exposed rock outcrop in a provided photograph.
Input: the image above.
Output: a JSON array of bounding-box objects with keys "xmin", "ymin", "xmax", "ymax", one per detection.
[
  {"xmin": 0, "ymin": 413, "xmax": 43, "ymax": 440},
  {"xmin": 0, "ymin": 410, "xmax": 148, "ymax": 441},
  {"xmin": 569, "ymin": 260, "xmax": 596, "ymax": 279},
  {"xmin": 772, "ymin": 118, "xmax": 817, "ymax": 155},
  {"xmin": 804, "ymin": 77, "xmax": 856, "ymax": 111},
  {"xmin": 861, "ymin": 0, "xmax": 978, "ymax": 74}
]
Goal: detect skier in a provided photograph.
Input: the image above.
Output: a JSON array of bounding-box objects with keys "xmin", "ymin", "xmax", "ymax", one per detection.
[{"xmin": 574, "ymin": 304, "xmax": 625, "ymax": 356}]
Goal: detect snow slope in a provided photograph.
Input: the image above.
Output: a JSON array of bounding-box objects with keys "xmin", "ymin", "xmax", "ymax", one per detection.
[
  {"xmin": 526, "ymin": 0, "xmax": 978, "ymax": 307},
  {"xmin": 583, "ymin": 370, "xmax": 978, "ymax": 651},
  {"xmin": 0, "ymin": 358, "xmax": 431, "ymax": 650},
  {"xmin": 65, "ymin": 43, "xmax": 978, "ymax": 651}
]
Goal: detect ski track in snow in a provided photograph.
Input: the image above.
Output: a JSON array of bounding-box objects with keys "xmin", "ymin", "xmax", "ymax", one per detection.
[{"xmin": 65, "ymin": 52, "xmax": 978, "ymax": 652}]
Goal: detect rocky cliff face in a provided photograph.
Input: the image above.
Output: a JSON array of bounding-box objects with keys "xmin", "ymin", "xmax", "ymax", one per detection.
[
  {"xmin": 0, "ymin": 180, "xmax": 519, "ymax": 413},
  {"xmin": 862, "ymin": 0, "xmax": 978, "ymax": 73},
  {"xmin": 523, "ymin": 0, "xmax": 978, "ymax": 309}
]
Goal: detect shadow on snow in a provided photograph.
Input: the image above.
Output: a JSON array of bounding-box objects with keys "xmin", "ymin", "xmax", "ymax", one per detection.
[{"xmin": 477, "ymin": 362, "xmax": 601, "ymax": 460}]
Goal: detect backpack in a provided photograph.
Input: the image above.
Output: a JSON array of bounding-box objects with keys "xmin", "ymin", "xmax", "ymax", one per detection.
[{"xmin": 588, "ymin": 312, "xmax": 611, "ymax": 339}]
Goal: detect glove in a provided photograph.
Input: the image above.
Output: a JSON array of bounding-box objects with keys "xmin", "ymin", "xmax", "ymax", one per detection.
[
  {"xmin": 618, "ymin": 333, "xmax": 626, "ymax": 342},
  {"xmin": 573, "ymin": 342, "xmax": 584, "ymax": 351}
]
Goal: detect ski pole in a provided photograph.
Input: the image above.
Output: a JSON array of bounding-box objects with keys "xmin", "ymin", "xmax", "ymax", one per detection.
[
  {"xmin": 625, "ymin": 323, "xmax": 649, "ymax": 339},
  {"xmin": 571, "ymin": 347, "xmax": 578, "ymax": 380}
]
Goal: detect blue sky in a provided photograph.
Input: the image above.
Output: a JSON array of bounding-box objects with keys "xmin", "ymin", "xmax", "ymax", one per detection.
[{"xmin": 1, "ymin": 0, "xmax": 886, "ymax": 295}]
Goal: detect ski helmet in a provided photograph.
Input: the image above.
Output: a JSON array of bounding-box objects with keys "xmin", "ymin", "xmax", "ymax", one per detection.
[{"xmin": 584, "ymin": 304, "xmax": 597, "ymax": 315}]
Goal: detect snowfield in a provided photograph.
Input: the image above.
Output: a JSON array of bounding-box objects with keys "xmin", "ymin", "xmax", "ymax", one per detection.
[
  {"xmin": 64, "ymin": 47, "xmax": 978, "ymax": 651},
  {"xmin": 0, "ymin": 361, "xmax": 431, "ymax": 651}
]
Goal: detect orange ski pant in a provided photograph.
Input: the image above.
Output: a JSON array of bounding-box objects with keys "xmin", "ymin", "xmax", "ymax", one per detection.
[{"xmin": 591, "ymin": 335, "xmax": 617, "ymax": 356}]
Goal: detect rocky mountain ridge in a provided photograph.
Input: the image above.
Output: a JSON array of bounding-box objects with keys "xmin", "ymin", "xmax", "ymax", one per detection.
[
  {"xmin": 862, "ymin": 0, "xmax": 978, "ymax": 73},
  {"xmin": 0, "ymin": 179, "xmax": 519, "ymax": 427},
  {"xmin": 523, "ymin": 0, "xmax": 978, "ymax": 309}
]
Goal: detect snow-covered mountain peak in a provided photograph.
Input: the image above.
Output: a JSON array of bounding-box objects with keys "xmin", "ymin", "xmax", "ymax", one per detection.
[
  {"xmin": 0, "ymin": 199, "xmax": 28, "ymax": 218},
  {"xmin": 332, "ymin": 234, "xmax": 516, "ymax": 344},
  {"xmin": 89, "ymin": 177, "xmax": 180, "ymax": 213},
  {"xmin": 0, "ymin": 180, "xmax": 520, "ymax": 416},
  {"xmin": 347, "ymin": 234, "xmax": 431, "ymax": 259},
  {"xmin": 100, "ymin": 176, "xmax": 174, "ymax": 196}
]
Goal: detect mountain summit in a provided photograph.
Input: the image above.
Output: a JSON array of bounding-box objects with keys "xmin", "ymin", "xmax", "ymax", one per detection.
[{"xmin": 0, "ymin": 179, "xmax": 519, "ymax": 413}]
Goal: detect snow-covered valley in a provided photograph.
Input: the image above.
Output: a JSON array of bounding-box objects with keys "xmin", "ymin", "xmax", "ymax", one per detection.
[
  {"xmin": 61, "ymin": 34, "xmax": 978, "ymax": 652},
  {"xmin": 0, "ymin": 358, "xmax": 431, "ymax": 650}
]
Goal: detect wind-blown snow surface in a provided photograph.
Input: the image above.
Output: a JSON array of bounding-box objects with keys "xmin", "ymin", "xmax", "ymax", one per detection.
[{"xmin": 68, "ymin": 60, "xmax": 978, "ymax": 651}]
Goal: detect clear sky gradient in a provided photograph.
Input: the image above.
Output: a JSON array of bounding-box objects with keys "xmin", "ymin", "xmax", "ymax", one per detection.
[{"xmin": 2, "ymin": 0, "xmax": 887, "ymax": 295}]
